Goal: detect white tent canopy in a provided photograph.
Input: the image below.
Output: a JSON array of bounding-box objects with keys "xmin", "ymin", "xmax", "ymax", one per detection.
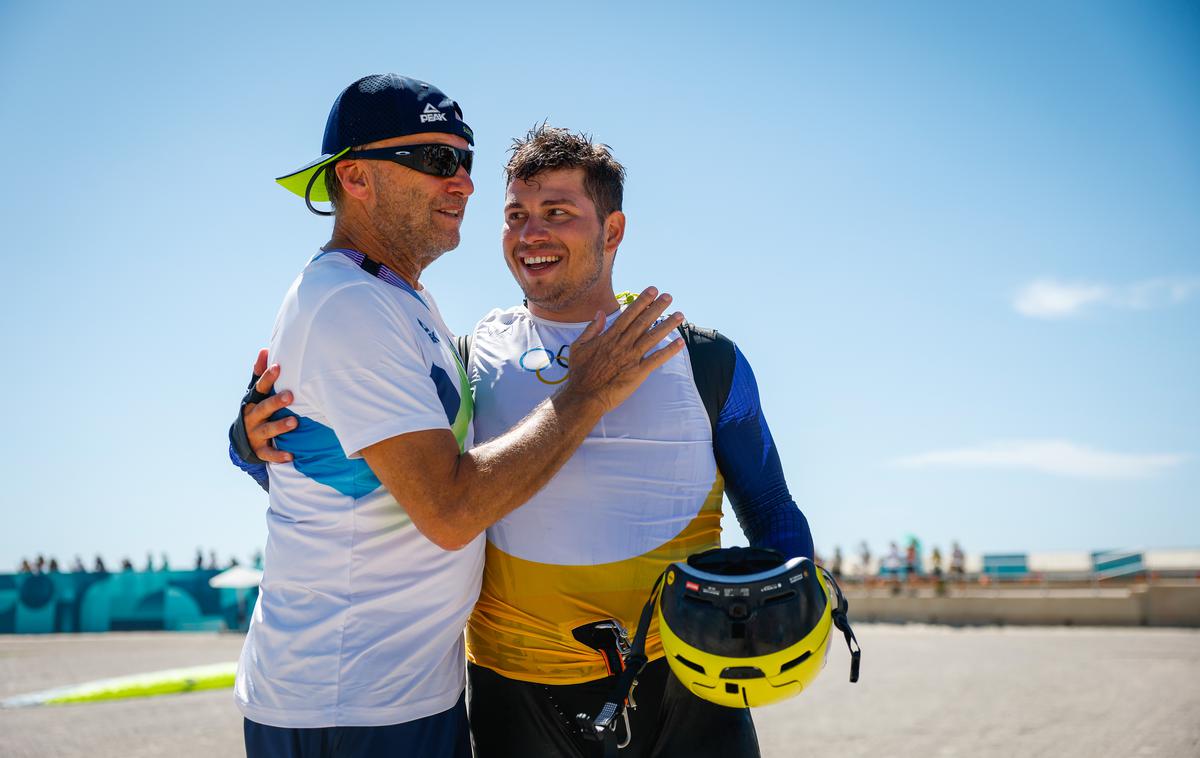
[{"xmin": 208, "ymin": 565, "xmax": 263, "ymax": 590}]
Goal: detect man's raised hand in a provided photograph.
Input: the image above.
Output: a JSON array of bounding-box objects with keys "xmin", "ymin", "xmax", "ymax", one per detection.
[{"xmin": 562, "ymin": 287, "xmax": 684, "ymax": 415}]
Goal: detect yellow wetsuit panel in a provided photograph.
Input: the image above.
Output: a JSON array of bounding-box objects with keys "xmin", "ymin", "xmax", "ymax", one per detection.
[{"xmin": 467, "ymin": 477, "xmax": 723, "ymax": 684}]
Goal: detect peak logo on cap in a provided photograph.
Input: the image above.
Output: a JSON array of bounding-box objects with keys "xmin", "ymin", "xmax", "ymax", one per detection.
[{"xmin": 421, "ymin": 103, "xmax": 448, "ymax": 124}]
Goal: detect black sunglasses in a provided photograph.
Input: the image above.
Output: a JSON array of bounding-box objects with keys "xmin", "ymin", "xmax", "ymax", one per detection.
[{"xmin": 343, "ymin": 143, "xmax": 473, "ymax": 178}]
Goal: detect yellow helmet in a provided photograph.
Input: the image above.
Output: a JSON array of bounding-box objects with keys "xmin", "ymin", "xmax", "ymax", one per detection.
[{"xmin": 657, "ymin": 547, "xmax": 860, "ymax": 708}]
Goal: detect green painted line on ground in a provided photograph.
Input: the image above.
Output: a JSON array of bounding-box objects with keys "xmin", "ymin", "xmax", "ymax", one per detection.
[{"xmin": 1, "ymin": 661, "xmax": 237, "ymax": 708}]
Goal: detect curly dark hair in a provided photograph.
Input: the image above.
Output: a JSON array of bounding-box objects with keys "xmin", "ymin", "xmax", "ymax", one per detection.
[{"xmin": 505, "ymin": 124, "xmax": 626, "ymax": 220}]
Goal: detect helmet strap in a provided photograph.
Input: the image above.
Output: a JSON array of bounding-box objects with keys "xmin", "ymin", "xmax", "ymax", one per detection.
[{"xmin": 821, "ymin": 566, "xmax": 862, "ymax": 683}]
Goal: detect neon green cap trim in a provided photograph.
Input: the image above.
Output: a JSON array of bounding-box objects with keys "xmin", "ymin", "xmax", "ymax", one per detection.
[{"xmin": 275, "ymin": 147, "xmax": 353, "ymax": 202}]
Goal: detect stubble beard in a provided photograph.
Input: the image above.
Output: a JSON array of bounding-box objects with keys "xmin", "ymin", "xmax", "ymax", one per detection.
[
  {"xmin": 522, "ymin": 233, "xmax": 606, "ymax": 315},
  {"xmin": 372, "ymin": 179, "xmax": 460, "ymax": 271}
]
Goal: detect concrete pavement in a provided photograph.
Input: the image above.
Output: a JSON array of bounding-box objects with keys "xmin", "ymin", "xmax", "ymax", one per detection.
[{"xmin": 1, "ymin": 626, "xmax": 1197, "ymax": 757}]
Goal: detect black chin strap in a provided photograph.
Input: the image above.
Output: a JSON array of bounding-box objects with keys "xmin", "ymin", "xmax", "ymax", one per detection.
[{"xmin": 820, "ymin": 567, "xmax": 861, "ymax": 683}]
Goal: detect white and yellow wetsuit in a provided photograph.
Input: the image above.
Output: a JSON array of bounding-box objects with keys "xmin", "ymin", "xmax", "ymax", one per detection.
[{"xmin": 463, "ymin": 305, "xmax": 810, "ymax": 685}]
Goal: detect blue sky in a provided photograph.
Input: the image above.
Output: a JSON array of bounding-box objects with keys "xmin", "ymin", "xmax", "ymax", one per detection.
[{"xmin": 1, "ymin": 1, "xmax": 1196, "ymax": 570}]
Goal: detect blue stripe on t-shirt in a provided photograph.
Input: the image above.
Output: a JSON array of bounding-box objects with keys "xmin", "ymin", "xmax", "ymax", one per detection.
[
  {"xmin": 269, "ymin": 408, "xmax": 382, "ymax": 498},
  {"xmin": 429, "ymin": 364, "xmax": 460, "ymax": 427}
]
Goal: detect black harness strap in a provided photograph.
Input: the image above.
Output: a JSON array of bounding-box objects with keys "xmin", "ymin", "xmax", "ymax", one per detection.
[
  {"xmin": 676, "ymin": 323, "xmax": 735, "ymax": 436},
  {"xmin": 456, "ymin": 333, "xmax": 472, "ymax": 368},
  {"xmin": 575, "ymin": 572, "xmax": 666, "ymax": 756}
]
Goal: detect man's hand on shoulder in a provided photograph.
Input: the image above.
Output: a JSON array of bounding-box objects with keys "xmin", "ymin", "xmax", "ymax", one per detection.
[{"xmin": 559, "ymin": 286, "xmax": 685, "ymax": 415}]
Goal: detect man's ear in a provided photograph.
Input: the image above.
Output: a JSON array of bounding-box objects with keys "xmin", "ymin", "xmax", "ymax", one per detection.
[
  {"xmin": 335, "ymin": 160, "xmax": 372, "ymax": 202},
  {"xmin": 603, "ymin": 210, "xmax": 626, "ymax": 254}
]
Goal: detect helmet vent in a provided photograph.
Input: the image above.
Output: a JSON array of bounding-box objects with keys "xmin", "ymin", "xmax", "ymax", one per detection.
[
  {"xmin": 674, "ymin": 654, "xmax": 706, "ymax": 675},
  {"xmin": 779, "ymin": 650, "xmax": 813, "ymax": 673},
  {"xmin": 762, "ymin": 589, "xmax": 797, "ymax": 606},
  {"xmin": 719, "ymin": 666, "xmax": 765, "ymax": 679}
]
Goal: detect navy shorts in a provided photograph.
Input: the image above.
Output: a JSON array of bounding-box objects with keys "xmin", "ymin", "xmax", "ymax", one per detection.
[{"xmin": 244, "ymin": 692, "xmax": 471, "ymax": 758}]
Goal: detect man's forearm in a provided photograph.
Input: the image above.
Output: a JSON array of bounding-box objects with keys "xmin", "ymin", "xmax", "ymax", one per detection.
[
  {"xmin": 321, "ymin": 288, "xmax": 681, "ymax": 551},
  {"xmin": 450, "ymin": 388, "xmax": 605, "ymax": 538},
  {"xmin": 363, "ymin": 386, "xmax": 608, "ymax": 551}
]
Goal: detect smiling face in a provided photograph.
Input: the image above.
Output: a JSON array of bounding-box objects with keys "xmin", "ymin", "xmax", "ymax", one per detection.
[
  {"xmin": 502, "ymin": 168, "xmax": 625, "ymax": 321},
  {"xmin": 335, "ymin": 132, "xmax": 474, "ymax": 271}
]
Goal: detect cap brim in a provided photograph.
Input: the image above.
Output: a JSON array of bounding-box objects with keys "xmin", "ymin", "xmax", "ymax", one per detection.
[{"xmin": 275, "ymin": 147, "xmax": 352, "ymax": 202}]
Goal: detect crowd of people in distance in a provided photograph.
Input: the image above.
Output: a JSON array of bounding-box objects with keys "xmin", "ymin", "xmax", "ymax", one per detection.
[
  {"xmin": 817, "ymin": 538, "xmax": 967, "ymax": 589},
  {"xmin": 14, "ymin": 548, "xmax": 262, "ymax": 575}
]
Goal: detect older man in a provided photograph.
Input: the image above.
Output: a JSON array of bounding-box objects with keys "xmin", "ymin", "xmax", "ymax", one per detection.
[{"xmin": 233, "ymin": 76, "xmax": 680, "ymax": 758}]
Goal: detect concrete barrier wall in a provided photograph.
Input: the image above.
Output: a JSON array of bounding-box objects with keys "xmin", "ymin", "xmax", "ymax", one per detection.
[
  {"xmin": 1144, "ymin": 585, "xmax": 1200, "ymax": 627},
  {"xmin": 846, "ymin": 584, "xmax": 1200, "ymax": 628}
]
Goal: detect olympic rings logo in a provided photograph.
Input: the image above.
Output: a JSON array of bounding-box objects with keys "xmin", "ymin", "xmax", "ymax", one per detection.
[{"xmin": 519, "ymin": 345, "xmax": 570, "ymax": 385}]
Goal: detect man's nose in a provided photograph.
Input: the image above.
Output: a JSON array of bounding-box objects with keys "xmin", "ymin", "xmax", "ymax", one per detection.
[
  {"xmin": 520, "ymin": 215, "xmax": 550, "ymax": 244},
  {"xmin": 445, "ymin": 167, "xmax": 474, "ymax": 197}
]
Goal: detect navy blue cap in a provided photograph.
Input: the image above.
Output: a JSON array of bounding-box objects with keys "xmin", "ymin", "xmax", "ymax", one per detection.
[
  {"xmin": 276, "ymin": 74, "xmax": 473, "ymax": 205},
  {"xmin": 321, "ymin": 73, "xmax": 473, "ymax": 153}
]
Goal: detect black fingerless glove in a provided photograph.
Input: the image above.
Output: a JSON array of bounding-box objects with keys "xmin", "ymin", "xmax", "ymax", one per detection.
[{"xmin": 229, "ymin": 370, "xmax": 269, "ymax": 465}]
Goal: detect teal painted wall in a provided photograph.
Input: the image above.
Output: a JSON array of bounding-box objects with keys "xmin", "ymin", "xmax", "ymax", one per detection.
[{"xmin": 0, "ymin": 571, "xmax": 257, "ymax": 633}]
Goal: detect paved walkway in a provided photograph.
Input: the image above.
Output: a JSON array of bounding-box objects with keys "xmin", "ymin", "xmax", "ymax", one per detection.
[{"xmin": 1, "ymin": 626, "xmax": 1197, "ymax": 757}]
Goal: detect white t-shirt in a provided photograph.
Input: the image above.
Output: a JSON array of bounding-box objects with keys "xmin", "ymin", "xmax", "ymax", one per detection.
[{"xmin": 235, "ymin": 249, "xmax": 484, "ymax": 728}]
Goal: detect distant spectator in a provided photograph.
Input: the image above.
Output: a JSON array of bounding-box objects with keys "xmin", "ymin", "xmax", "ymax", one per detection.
[
  {"xmin": 18, "ymin": 558, "xmax": 33, "ymax": 574},
  {"xmin": 94, "ymin": 555, "xmax": 109, "ymax": 574},
  {"xmin": 227, "ymin": 556, "xmax": 241, "ymax": 569},
  {"xmin": 950, "ymin": 541, "xmax": 965, "ymax": 581},
  {"xmin": 48, "ymin": 557, "xmax": 61, "ymax": 573},
  {"xmin": 930, "ymin": 546, "xmax": 943, "ymax": 580},
  {"xmin": 831, "ymin": 546, "xmax": 843, "ymax": 580},
  {"xmin": 194, "ymin": 548, "xmax": 204, "ymax": 570},
  {"xmin": 930, "ymin": 546, "xmax": 946, "ymax": 596},
  {"xmin": 904, "ymin": 538, "xmax": 918, "ymax": 581},
  {"xmin": 161, "ymin": 553, "xmax": 171, "ymax": 572},
  {"xmin": 883, "ymin": 542, "xmax": 902, "ymax": 592},
  {"xmin": 145, "ymin": 552, "xmax": 156, "ymax": 572},
  {"xmin": 252, "ymin": 550, "xmax": 264, "ymax": 570},
  {"xmin": 207, "ymin": 550, "xmax": 218, "ymax": 571},
  {"xmin": 34, "ymin": 554, "xmax": 46, "ymax": 574},
  {"xmin": 858, "ymin": 541, "xmax": 872, "ymax": 579},
  {"xmin": 70, "ymin": 555, "xmax": 86, "ymax": 573},
  {"xmin": 120, "ymin": 557, "xmax": 134, "ymax": 571}
]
